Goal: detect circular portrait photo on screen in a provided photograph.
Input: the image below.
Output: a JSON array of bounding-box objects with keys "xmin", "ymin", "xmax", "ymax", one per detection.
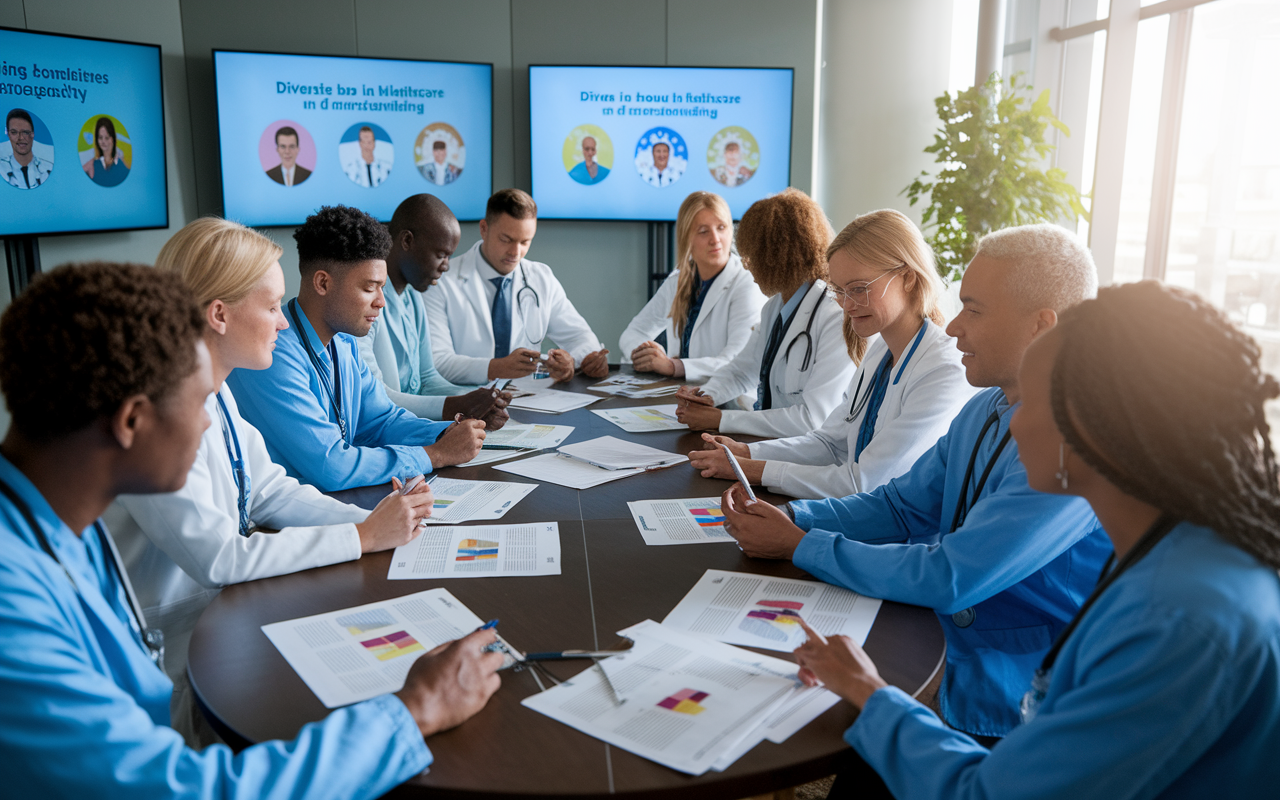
[
  {"xmin": 259, "ymin": 120, "xmax": 316, "ymax": 188},
  {"xmin": 415, "ymin": 122, "xmax": 465, "ymax": 186},
  {"xmin": 340, "ymin": 122, "xmax": 394, "ymax": 188},
  {"xmin": 2, "ymin": 107, "xmax": 54, "ymax": 190},
  {"xmin": 707, "ymin": 126, "xmax": 759, "ymax": 188},
  {"xmin": 634, "ymin": 127, "xmax": 687, "ymax": 188},
  {"xmin": 562, "ymin": 124, "xmax": 613, "ymax": 186},
  {"xmin": 78, "ymin": 115, "xmax": 132, "ymax": 188}
]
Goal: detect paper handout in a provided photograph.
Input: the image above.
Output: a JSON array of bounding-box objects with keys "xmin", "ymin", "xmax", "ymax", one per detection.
[
  {"xmin": 508, "ymin": 389, "xmax": 600, "ymax": 413},
  {"xmin": 494, "ymin": 452, "xmax": 647, "ymax": 489},
  {"xmin": 480, "ymin": 421, "xmax": 574, "ymax": 450},
  {"xmin": 589, "ymin": 374, "xmax": 661, "ymax": 394},
  {"xmin": 662, "ymin": 569, "xmax": 882, "ymax": 653},
  {"xmin": 626, "ymin": 497, "xmax": 735, "ymax": 545},
  {"xmin": 592, "ymin": 404, "xmax": 688, "ymax": 433},
  {"xmin": 421, "ymin": 477, "xmax": 537, "ymax": 524},
  {"xmin": 387, "ymin": 521, "xmax": 561, "ymax": 580},
  {"xmin": 557, "ymin": 435, "xmax": 685, "ymax": 470}
]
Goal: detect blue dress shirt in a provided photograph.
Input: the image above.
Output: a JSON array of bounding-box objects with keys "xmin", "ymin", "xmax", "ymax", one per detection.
[
  {"xmin": 790, "ymin": 387, "xmax": 1112, "ymax": 736},
  {"xmin": 0, "ymin": 454, "xmax": 432, "ymax": 799},
  {"xmin": 227, "ymin": 299, "xmax": 449, "ymax": 491},
  {"xmin": 847, "ymin": 521, "xmax": 1280, "ymax": 798},
  {"xmin": 680, "ymin": 272, "xmax": 719, "ymax": 359}
]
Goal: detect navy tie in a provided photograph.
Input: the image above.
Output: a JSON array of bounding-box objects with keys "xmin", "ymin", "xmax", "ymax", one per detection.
[{"xmin": 491, "ymin": 276, "xmax": 512, "ymax": 358}]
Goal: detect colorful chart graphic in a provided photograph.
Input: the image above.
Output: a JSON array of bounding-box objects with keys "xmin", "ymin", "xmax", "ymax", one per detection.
[
  {"xmin": 335, "ymin": 608, "xmax": 395, "ymax": 635},
  {"xmin": 738, "ymin": 600, "xmax": 805, "ymax": 642},
  {"xmin": 688, "ymin": 507, "xmax": 725, "ymax": 527},
  {"xmin": 657, "ymin": 688, "xmax": 709, "ymax": 715},
  {"xmin": 456, "ymin": 539, "xmax": 499, "ymax": 562},
  {"xmin": 433, "ymin": 498, "xmax": 455, "ymax": 510},
  {"xmin": 360, "ymin": 630, "xmax": 424, "ymax": 661}
]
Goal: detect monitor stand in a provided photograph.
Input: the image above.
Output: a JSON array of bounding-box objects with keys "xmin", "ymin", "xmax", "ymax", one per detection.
[{"xmin": 4, "ymin": 236, "xmax": 40, "ymax": 298}]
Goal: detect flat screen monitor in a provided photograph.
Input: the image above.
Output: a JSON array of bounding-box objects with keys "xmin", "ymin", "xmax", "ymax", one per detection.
[
  {"xmin": 529, "ymin": 65, "xmax": 793, "ymax": 221},
  {"xmin": 0, "ymin": 27, "xmax": 167, "ymax": 236},
  {"xmin": 214, "ymin": 50, "xmax": 493, "ymax": 225}
]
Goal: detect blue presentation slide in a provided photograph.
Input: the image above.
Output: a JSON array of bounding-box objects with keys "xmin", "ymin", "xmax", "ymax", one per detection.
[
  {"xmin": 0, "ymin": 27, "xmax": 166, "ymax": 236},
  {"xmin": 214, "ymin": 51, "xmax": 493, "ymax": 225},
  {"xmin": 529, "ymin": 65, "xmax": 793, "ymax": 221}
]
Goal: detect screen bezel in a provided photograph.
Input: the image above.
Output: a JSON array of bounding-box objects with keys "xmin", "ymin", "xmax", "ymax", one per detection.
[
  {"xmin": 527, "ymin": 63, "xmax": 796, "ymax": 223},
  {"xmin": 212, "ymin": 47, "xmax": 496, "ymax": 226},
  {"xmin": 0, "ymin": 25, "xmax": 169, "ymax": 238}
]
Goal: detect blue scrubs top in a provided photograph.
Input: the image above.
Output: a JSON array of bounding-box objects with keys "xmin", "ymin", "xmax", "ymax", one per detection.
[
  {"xmin": 227, "ymin": 298, "xmax": 449, "ymax": 491},
  {"xmin": 791, "ymin": 387, "xmax": 1113, "ymax": 736},
  {"xmin": 0, "ymin": 454, "xmax": 432, "ymax": 799},
  {"xmin": 848, "ymin": 521, "xmax": 1280, "ymax": 798},
  {"xmin": 568, "ymin": 161, "xmax": 610, "ymax": 184},
  {"xmin": 382, "ymin": 284, "xmax": 476, "ymax": 398}
]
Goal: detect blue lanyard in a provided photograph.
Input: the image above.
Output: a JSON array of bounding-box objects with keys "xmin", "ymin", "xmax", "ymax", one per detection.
[
  {"xmin": 287, "ymin": 299, "xmax": 348, "ymax": 444},
  {"xmin": 215, "ymin": 392, "xmax": 252, "ymax": 538},
  {"xmin": 852, "ymin": 321, "xmax": 930, "ymax": 460}
]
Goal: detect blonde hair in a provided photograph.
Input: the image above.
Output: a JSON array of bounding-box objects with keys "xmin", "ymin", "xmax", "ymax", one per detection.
[
  {"xmin": 155, "ymin": 217, "xmax": 282, "ymax": 308},
  {"xmin": 828, "ymin": 209, "xmax": 945, "ymax": 363},
  {"xmin": 670, "ymin": 192, "xmax": 733, "ymax": 338}
]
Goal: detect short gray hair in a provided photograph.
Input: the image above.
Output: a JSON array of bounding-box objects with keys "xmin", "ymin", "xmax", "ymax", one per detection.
[{"xmin": 974, "ymin": 223, "xmax": 1098, "ymax": 312}]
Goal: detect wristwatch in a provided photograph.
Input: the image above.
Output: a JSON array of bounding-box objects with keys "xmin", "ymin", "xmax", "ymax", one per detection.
[{"xmin": 784, "ymin": 503, "xmax": 795, "ymax": 521}]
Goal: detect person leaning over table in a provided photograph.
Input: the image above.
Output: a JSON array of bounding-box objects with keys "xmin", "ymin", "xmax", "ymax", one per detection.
[
  {"xmin": 103, "ymin": 218, "xmax": 434, "ymax": 740},
  {"xmin": 424, "ymin": 188, "xmax": 610, "ymax": 385},
  {"xmin": 690, "ymin": 209, "xmax": 976, "ymax": 499},
  {"xmin": 358, "ymin": 193, "xmax": 511, "ymax": 428},
  {"xmin": 674, "ymin": 188, "xmax": 857, "ymax": 438},
  {"xmin": 227, "ymin": 205, "xmax": 485, "ymax": 492},
  {"xmin": 794, "ymin": 281, "xmax": 1280, "ymax": 799},
  {"xmin": 618, "ymin": 190, "xmax": 766, "ymax": 380},
  {"xmin": 720, "ymin": 224, "xmax": 1113, "ymax": 741},
  {"xmin": 0, "ymin": 263, "xmax": 504, "ymax": 799}
]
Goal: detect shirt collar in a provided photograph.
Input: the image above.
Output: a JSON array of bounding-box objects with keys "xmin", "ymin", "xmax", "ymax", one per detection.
[
  {"xmin": 0, "ymin": 452, "xmax": 87, "ymax": 558},
  {"xmin": 474, "ymin": 247, "xmax": 514, "ymax": 284},
  {"xmin": 780, "ymin": 281, "xmax": 811, "ymax": 320},
  {"xmin": 287, "ymin": 298, "xmax": 330, "ymax": 361}
]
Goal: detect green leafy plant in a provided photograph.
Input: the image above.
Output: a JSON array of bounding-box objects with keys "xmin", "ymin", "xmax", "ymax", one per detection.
[{"xmin": 905, "ymin": 73, "xmax": 1088, "ymax": 282}]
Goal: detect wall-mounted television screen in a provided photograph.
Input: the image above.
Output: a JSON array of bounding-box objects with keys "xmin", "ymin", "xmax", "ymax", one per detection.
[
  {"xmin": 529, "ymin": 65, "xmax": 793, "ymax": 222},
  {"xmin": 213, "ymin": 50, "xmax": 493, "ymax": 226},
  {"xmin": 0, "ymin": 27, "xmax": 167, "ymax": 236}
]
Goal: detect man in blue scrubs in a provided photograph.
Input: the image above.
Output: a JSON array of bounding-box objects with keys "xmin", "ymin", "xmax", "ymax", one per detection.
[
  {"xmin": 721, "ymin": 224, "xmax": 1114, "ymax": 740},
  {"xmin": 0, "ymin": 263, "xmax": 503, "ymax": 798},
  {"xmin": 229, "ymin": 205, "xmax": 487, "ymax": 491}
]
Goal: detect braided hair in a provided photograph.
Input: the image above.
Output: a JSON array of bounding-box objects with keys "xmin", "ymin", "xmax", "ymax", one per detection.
[{"xmin": 1051, "ymin": 281, "xmax": 1280, "ymax": 568}]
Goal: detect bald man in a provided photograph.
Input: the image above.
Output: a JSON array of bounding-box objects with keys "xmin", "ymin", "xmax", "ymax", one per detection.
[
  {"xmin": 568, "ymin": 136, "xmax": 609, "ymax": 185},
  {"xmin": 358, "ymin": 194, "xmax": 510, "ymax": 429}
]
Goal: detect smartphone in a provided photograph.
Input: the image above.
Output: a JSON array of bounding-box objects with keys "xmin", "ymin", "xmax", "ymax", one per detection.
[{"xmin": 721, "ymin": 444, "xmax": 758, "ymax": 503}]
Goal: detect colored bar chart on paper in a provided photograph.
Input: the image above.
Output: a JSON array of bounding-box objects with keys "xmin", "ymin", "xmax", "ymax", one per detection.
[
  {"xmin": 739, "ymin": 600, "xmax": 805, "ymax": 642},
  {"xmin": 420, "ymin": 477, "xmax": 537, "ymax": 525},
  {"xmin": 387, "ymin": 522, "xmax": 562, "ymax": 580},
  {"xmin": 360, "ymin": 630, "xmax": 425, "ymax": 661},
  {"xmin": 627, "ymin": 497, "xmax": 734, "ymax": 546},
  {"xmin": 456, "ymin": 539, "xmax": 499, "ymax": 561},
  {"xmin": 334, "ymin": 608, "xmax": 395, "ymax": 635},
  {"xmin": 657, "ymin": 688, "xmax": 710, "ymax": 715}
]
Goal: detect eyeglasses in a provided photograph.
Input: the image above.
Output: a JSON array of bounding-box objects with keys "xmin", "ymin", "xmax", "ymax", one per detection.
[
  {"xmin": 825, "ymin": 268, "xmax": 902, "ymax": 308},
  {"xmin": 7, "ymin": 128, "xmax": 33, "ymax": 140}
]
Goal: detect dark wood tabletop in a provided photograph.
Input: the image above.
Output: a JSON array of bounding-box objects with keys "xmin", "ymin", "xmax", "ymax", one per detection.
[{"xmin": 188, "ymin": 369, "xmax": 945, "ymax": 799}]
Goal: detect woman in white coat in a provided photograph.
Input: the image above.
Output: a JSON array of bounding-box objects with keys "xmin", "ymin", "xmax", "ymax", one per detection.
[
  {"xmin": 619, "ymin": 191, "xmax": 766, "ymax": 380},
  {"xmin": 108, "ymin": 218, "xmax": 434, "ymax": 710},
  {"xmin": 690, "ymin": 209, "xmax": 976, "ymax": 498},
  {"xmin": 675, "ymin": 188, "xmax": 857, "ymax": 439}
]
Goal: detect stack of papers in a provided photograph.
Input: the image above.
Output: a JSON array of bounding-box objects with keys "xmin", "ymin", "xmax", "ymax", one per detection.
[
  {"xmin": 387, "ymin": 521, "xmax": 561, "ymax": 580},
  {"xmin": 626, "ymin": 497, "xmax": 734, "ymax": 545},
  {"xmin": 593, "ymin": 405, "xmax": 687, "ymax": 433},
  {"xmin": 494, "ymin": 436, "xmax": 688, "ymax": 489},
  {"xmin": 589, "ymin": 374, "xmax": 682, "ymax": 398},
  {"xmin": 522, "ymin": 619, "xmax": 838, "ymax": 775},
  {"xmin": 421, "ymin": 477, "xmax": 537, "ymax": 524},
  {"xmin": 508, "ymin": 390, "xmax": 600, "ymax": 414},
  {"xmin": 457, "ymin": 422, "xmax": 575, "ymax": 467},
  {"xmin": 558, "ymin": 436, "xmax": 686, "ymax": 470}
]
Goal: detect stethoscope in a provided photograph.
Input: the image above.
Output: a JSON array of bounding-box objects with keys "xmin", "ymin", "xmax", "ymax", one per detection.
[
  {"xmin": 780, "ymin": 283, "xmax": 824, "ymax": 372},
  {"xmin": 0, "ymin": 476, "xmax": 165, "ymax": 670},
  {"xmin": 215, "ymin": 392, "xmax": 252, "ymax": 538},
  {"xmin": 844, "ymin": 320, "xmax": 931, "ymax": 422},
  {"xmin": 477, "ymin": 262, "xmax": 546, "ymax": 348},
  {"xmin": 287, "ymin": 299, "xmax": 349, "ymax": 444}
]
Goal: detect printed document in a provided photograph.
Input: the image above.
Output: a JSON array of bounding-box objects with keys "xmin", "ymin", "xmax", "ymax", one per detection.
[
  {"xmin": 387, "ymin": 521, "xmax": 561, "ymax": 580},
  {"xmin": 508, "ymin": 391, "xmax": 600, "ymax": 413},
  {"xmin": 626, "ymin": 497, "xmax": 735, "ymax": 545},
  {"xmin": 480, "ymin": 421, "xmax": 574, "ymax": 449},
  {"xmin": 593, "ymin": 404, "xmax": 687, "ymax": 433},
  {"xmin": 494, "ymin": 452, "xmax": 646, "ymax": 489},
  {"xmin": 558, "ymin": 435, "xmax": 686, "ymax": 470},
  {"xmin": 422, "ymin": 477, "xmax": 537, "ymax": 524}
]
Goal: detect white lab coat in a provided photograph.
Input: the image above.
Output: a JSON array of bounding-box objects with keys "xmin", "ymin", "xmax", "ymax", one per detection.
[
  {"xmin": 109, "ymin": 385, "xmax": 368, "ymax": 680},
  {"xmin": 618, "ymin": 255, "xmax": 767, "ymax": 382},
  {"xmin": 700, "ymin": 280, "xmax": 858, "ymax": 439},
  {"xmin": 425, "ymin": 240, "xmax": 603, "ymax": 385},
  {"xmin": 749, "ymin": 320, "xmax": 977, "ymax": 499}
]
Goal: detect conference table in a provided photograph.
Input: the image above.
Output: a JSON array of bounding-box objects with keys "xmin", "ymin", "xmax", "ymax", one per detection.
[{"xmin": 188, "ymin": 369, "xmax": 946, "ymax": 799}]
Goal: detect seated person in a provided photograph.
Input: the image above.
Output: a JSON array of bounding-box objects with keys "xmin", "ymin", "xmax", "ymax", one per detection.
[
  {"xmin": 721, "ymin": 224, "xmax": 1113, "ymax": 739},
  {"xmin": 618, "ymin": 191, "xmax": 766, "ymax": 379},
  {"xmin": 794, "ymin": 281, "xmax": 1280, "ymax": 799},
  {"xmin": 675, "ymin": 188, "xmax": 856, "ymax": 438},
  {"xmin": 424, "ymin": 188, "xmax": 609, "ymax": 384},
  {"xmin": 228, "ymin": 205, "xmax": 485, "ymax": 491},
  {"xmin": 358, "ymin": 193, "xmax": 511, "ymax": 428},
  {"xmin": 0, "ymin": 262, "xmax": 503, "ymax": 798},
  {"xmin": 690, "ymin": 209, "xmax": 975, "ymax": 499}
]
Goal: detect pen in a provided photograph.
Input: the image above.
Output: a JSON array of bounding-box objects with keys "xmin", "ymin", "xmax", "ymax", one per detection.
[
  {"xmin": 481, "ymin": 618, "xmax": 499, "ymax": 630},
  {"xmin": 399, "ymin": 475, "xmax": 425, "ymax": 495}
]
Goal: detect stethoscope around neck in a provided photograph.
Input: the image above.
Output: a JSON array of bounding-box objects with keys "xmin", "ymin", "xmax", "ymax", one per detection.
[
  {"xmin": 781, "ymin": 283, "xmax": 823, "ymax": 372},
  {"xmin": 844, "ymin": 319, "xmax": 931, "ymax": 422},
  {"xmin": 475, "ymin": 261, "xmax": 546, "ymax": 348}
]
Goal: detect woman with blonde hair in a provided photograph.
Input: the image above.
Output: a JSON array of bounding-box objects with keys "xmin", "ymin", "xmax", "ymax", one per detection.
[
  {"xmin": 689, "ymin": 209, "xmax": 976, "ymax": 498},
  {"xmin": 108, "ymin": 217, "xmax": 433, "ymax": 739},
  {"xmin": 675, "ymin": 188, "xmax": 857, "ymax": 438},
  {"xmin": 619, "ymin": 192, "xmax": 766, "ymax": 378}
]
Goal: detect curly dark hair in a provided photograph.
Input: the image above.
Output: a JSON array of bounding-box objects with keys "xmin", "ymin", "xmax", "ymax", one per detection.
[
  {"xmin": 1051, "ymin": 281, "xmax": 1280, "ymax": 568},
  {"xmin": 736, "ymin": 189, "xmax": 833, "ymax": 298},
  {"xmin": 0, "ymin": 262, "xmax": 205, "ymax": 441},
  {"xmin": 294, "ymin": 204, "xmax": 392, "ymax": 274}
]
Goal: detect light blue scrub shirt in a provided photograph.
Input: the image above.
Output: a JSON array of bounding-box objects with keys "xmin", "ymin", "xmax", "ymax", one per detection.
[
  {"xmin": 791, "ymin": 387, "xmax": 1113, "ymax": 736},
  {"xmin": 848, "ymin": 521, "xmax": 1280, "ymax": 798},
  {"xmin": 0, "ymin": 455, "xmax": 432, "ymax": 799},
  {"xmin": 379, "ymin": 283, "xmax": 477, "ymax": 415},
  {"xmin": 227, "ymin": 299, "xmax": 449, "ymax": 491}
]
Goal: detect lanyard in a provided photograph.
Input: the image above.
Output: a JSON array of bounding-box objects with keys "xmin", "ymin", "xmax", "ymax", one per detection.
[
  {"xmin": 287, "ymin": 299, "xmax": 348, "ymax": 444},
  {"xmin": 215, "ymin": 392, "xmax": 252, "ymax": 538},
  {"xmin": 853, "ymin": 321, "xmax": 930, "ymax": 460},
  {"xmin": 0, "ymin": 476, "xmax": 165, "ymax": 670},
  {"xmin": 950, "ymin": 407, "xmax": 1014, "ymax": 532}
]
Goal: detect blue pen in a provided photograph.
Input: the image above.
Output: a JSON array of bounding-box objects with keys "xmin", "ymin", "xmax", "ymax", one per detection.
[{"xmin": 481, "ymin": 618, "xmax": 499, "ymax": 630}]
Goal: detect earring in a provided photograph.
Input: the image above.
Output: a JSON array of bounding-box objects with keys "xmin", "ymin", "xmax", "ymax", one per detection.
[{"xmin": 1055, "ymin": 441, "xmax": 1069, "ymax": 490}]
